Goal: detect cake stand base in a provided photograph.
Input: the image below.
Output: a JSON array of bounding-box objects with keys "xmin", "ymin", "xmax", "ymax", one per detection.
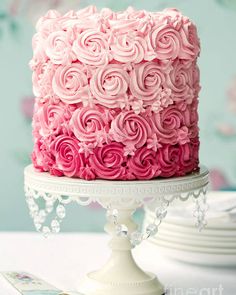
[
  {"xmin": 78, "ymin": 272, "xmax": 163, "ymax": 295},
  {"xmin": 24, "ymin": 165, "xmax": 209, "ymax": 295}
]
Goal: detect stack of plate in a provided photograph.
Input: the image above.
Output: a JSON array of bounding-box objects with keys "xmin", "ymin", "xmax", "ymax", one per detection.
[{"xmin": 144, "ymin": 191, "xmax": 236, "ymax": 266}]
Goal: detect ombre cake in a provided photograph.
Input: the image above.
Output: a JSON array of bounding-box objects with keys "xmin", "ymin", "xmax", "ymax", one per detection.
[{"xmin": 30, "ymin": 6, "xmax": 200, "ymax": 180}]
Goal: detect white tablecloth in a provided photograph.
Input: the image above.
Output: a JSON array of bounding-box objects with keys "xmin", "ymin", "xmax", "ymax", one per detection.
[{"xmin": 0, "ymin": 233, "xmax": 235, "ymax": 294}]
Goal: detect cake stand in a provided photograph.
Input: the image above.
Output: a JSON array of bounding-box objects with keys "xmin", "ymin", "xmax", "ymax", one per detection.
[{"xmin": 24, "ymin": 164, "xmax": 209, "ymax": 295}]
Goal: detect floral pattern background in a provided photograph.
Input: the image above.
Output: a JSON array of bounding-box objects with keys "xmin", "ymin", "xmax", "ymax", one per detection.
[{"xmin": 0, "ymin": 0, "xmax": 236, "ymax": 231}]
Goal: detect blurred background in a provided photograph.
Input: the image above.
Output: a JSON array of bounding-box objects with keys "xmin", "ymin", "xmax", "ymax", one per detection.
[{"xmin": 0, "ymin": 0, "xmax": 236, "ymax": 232}]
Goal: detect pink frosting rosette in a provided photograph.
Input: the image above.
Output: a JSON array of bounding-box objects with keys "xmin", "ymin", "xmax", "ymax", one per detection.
[
  {"xmin": 151, "ymin": 105, "xmax": 190, "ymax": 145},
  {"xmin": 32, "ymin": 62, "xmax": 56, "ymax": 99},
  {"xmin": 46, "ymin": 30, "xmax": 76, "ymax": 65},
  {"xmin": 158, "ymin": 145, "xmax": 181, "ymax": 177},
  {"xmin": 167, "ymin": 60, "xmax": 194, "ymax": 104},
  {"xmin": 178, "ymin": 140, "xmax": 198, "ymax": 175},
  {"xmin": 51, "ymin": 135, "xmax": 85, "ymax": 177},
  {"xmin": 89, "ymin": 143, "xmax": 126, "ymax": 180},
  {"xmin": 110, "ymin": 111, "xmax": 152, "ymax": 155},
  {"xmin": 91, "ymin": 64, "xmax": 129, "ymax": 108},
  {"xmin": 37, "ymin": 102, "xmax": 74, "ymax": 137},
  {"xmin": 110, "ymin": 32, "xmax": 147, "ymax": 64},
  {"xmin": 72, "ymin": 29, "xmax": 111, "ymax": 66},
  {"xmin": 130, "ymin": 61, "xmax": 170, "ymax": 106},
  {"xmin": 127, "ymin": 146, "xmax": 160, "ymax": 180},
  {"xmin": 70, "ymin": 106, "xmax": 110, "ymax": 146},
  {"xmin": 36, "ymin": 10, "xmax": 62, "ymax": 36},
  {"xmin": 52, "ymin": 63, "xmax": 89, "ymax": 104}
]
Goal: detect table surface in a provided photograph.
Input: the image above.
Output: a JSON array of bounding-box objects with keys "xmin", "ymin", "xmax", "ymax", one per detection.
[{"xmin": 0, "ymin": 232, "xmax": 235, "ymax": 294}]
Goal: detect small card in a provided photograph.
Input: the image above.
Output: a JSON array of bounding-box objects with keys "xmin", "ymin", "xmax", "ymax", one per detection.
[{"xmin": 1, "ymin": 272, "xmax": 60, "ymax": 295}]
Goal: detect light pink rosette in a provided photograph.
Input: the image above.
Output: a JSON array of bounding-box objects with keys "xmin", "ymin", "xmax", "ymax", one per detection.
[
  {"xmin": 158, "ymin": 145, "xmax": 180, "ymax": 177},
  {"xmin": 70, "ymin": 106, "xmax": 110, "ymax": 146},
  {"xmin": 72, "ymin": 29, "xmax": 110, "ymax": 66},
  {"xmin": 89, "ymin": 143, "xmax": 126, "ymax": 180},
  {"xmin": 128, "ymin": 146, "xmax": 160, "ymax": 180},
  {"xmin": 36, "ymin": 10, "xmax": 62, "ymax": 36},
  {"xmin": 52, "ymin": 63, "xmax": 89, "ymax": 104},
  {"xmin": 130, "ymin": 61, "xmax": 170, "ymax": 105},
  {"xmin": 110, "ymin": 111, "xmax": 152, "ymax": 155},
  {"xmin": 151, "ymin": 105, "xmax": 190, "ymax": 145},
  {"xmin": 51, "ymin": 135, "xmax": 85, "ymax": 177},
  {"xmin": 148, "ymin": 23, "xmax": 181, "ymax": 60},
  {"xmin": 76, "ymin": 5, "xmax": 98, "ymax": 18},
  {"xmin": 90, "ymin": 64, "xmax": 129, "ymax": 108},
  {"xmin": 46, "ymin": 30, "xmax": 75, "ymax": 65},
  {"xmin": 110, "ymin": 32, "xmax": 147, "ymax": 63},
  {"xmin": 33, "ymin": 62, "xmax": 56, "ymax": 99},
  {"xmin": 167, "ymin": 60, "xmax": 194, "ymax": 103}
]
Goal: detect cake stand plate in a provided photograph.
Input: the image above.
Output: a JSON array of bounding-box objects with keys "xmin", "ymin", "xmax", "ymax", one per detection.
[{"xmin": 24, "ymin": 165, "xmax": 209, "ymax": 295}]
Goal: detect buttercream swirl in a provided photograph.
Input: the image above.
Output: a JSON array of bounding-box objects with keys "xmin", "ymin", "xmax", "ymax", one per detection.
[
  {"xmin": 91, "ymin": 64, "xmax": 129, "ymax": 108},
  {"xmin": 151, "ymin": 105, "xmax": 190, "ymax": 145},
  {"xmin": 128, "ymin": 147, "xmax": 160, "ymax": 179},
  {"xmin": 70, "ymin": 106, "xmax": 110, "ymax": 146},
  {"xmin": 46, "ymin": 30, "xmax": 75, "ymax": 65},
  {"xmin": 72, "ymin": 29, "xmax": 111, "ymax": 66},
  {"xmin": 110, "ymin": 32, "xmax": 147, "ymax": 63},
  {"xmin": 110, "ymin": 111, "xmax": 151, "ymax": 155},
  {"xmin": 52, "ymin": 63, "xmax": 89, "ymax": 104},
  {"xmin": 51, "ymin": 135, "xmax": 84, "ymax": 177},
  {"xmin": 89, "ymin": 143, "xmax": 126, "ymax": 179},
  {"xmin": 130, "ymin": 61, "xmax": 170, "ymax": 106}
]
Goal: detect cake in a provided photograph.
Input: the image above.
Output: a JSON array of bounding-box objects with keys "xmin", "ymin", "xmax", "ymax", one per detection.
[{"xmin": 30, "ymin": 6, "xmax": 200, "ymax": 180}]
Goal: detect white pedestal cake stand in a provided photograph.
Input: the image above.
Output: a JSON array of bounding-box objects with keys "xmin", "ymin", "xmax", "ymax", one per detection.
[{"xmin": 24, "ymin": 164, "xmax": 209, "ymax": 295}]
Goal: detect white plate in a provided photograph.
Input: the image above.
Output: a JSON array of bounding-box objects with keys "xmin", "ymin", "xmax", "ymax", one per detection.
[
  {"xmin": 156, "ymin": 231, "xmax": 236, "ymax": 249},
  {"xmin": 149, "ymin": 243, "xmax": 236, "ymax": 266},
  {"xmin": 145, "ymin": 215, "xmax": 236, "ymax": 238},
  {"xmin": 149, "ymin": 238, "xmax": 236, "ymax": 254},
  {"xmin": 146, "ymin": 207, "xmax": 236, "ymax": 230}
]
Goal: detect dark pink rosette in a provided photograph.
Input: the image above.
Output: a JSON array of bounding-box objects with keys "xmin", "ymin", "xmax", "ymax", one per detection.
[
  {"xmin": 51, "ymin": 135, "xmax": 85, "ymax": 177},
  {"xmin": 89, "ymin": 143, "xmax": 127, "ymax": 180},
  {"xmin": 158, "ymin": 144, "xmax": 181, "ymax": 177},
  {"xmin": 178, "ymin": 138, "xmax": 199, "ymax": 175},
  {"xmin": 127, "ymin": 146, "xmax": 159, "ymax": 180}
]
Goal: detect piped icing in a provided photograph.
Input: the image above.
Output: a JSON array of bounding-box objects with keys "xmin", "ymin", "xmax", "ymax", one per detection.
[{"xmin": 31, "ymin": 6, "xmax": 200, "ymax": 180}]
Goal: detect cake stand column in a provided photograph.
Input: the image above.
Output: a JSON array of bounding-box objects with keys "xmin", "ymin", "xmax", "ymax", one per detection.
[{"xmin": 77, "ymin": 200, "xmax": 164, "ymax": 295}]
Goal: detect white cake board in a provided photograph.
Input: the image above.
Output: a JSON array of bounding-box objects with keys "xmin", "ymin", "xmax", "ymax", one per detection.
[{"xmin": 24, "ymin": 165, "xmax": 209, "ymax": 295}]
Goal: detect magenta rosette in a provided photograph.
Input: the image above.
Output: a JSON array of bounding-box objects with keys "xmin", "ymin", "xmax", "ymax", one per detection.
[
  {"xmin": 128, "ymin": 147, "xmax": 159, "ymax": 180},
  {"xmin": 70, "ymin": 106, "xmax": 110, "ymax": 146},
  {"xmin": 52, "ymin": 63, "xmax": 89, "ymax": 104},
  {"xmin": 158, "ymin": 144, "xmax": 181, "ymax": 177},
  {"xmin": 89, "ymin": 143, "xmax": 126, "ymax": 179},
  {"xmin": 51, "ymin": 135, "xmax": 85, "ymax": 177},
  {"xmin": 72, "ymin": 29, "xmax": 111, "ymax": 66},
  {"xmin": 178, "ymin": 140, "xmax": 199, "ymax": 175},
  {"xmin": 110, "ymin": 111, "xmax": 152, "ymax": 155},
  {"xmin": 151, "ymin": 105, "xmax": 190, "ymax": 145},
  {"xmin": 91, "ymin": 64, "xmax": 129, "ymax": 108},
  {"xmin": 130, "ymin": 61, "xmax": 169, "ymax": 105}
]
